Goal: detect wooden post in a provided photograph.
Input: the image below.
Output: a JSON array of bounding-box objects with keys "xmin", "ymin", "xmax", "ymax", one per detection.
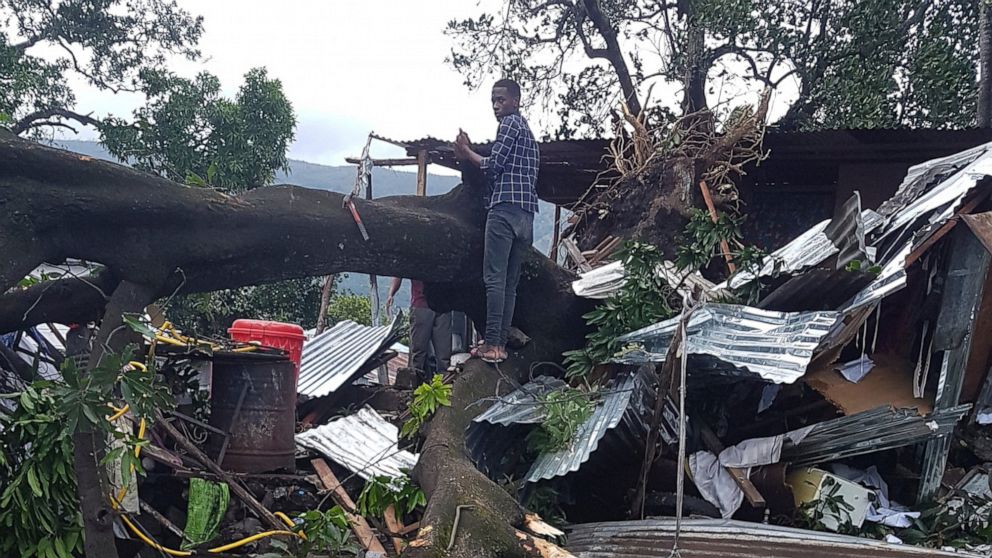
[
  {"xmin": 699, "ymin": 180, "xmax": 736, "ymax": 274},
  {"xmin": 311, "ymin": 459, "xmax": 388, "ymax": 556},
  {"xmin": 416, "ymin": 150, "xmax": 428, "ymax": 197},
  {"xmin": 549, "ymin": 205, "xmax": 562, "ymax": 261},
  {"xmin": 315, "ymin": 274, "xmax": 335, "ymax": 334}
]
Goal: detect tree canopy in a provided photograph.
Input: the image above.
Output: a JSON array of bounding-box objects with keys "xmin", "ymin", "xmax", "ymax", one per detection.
[
  {"xmin": 446, "ymin": 0, "xmax": 980, "ymax": 136},
  {"xmin": 100, "ymin": 68, "xmax": 296, "ymax": 191},
  {"xmin": 1, "ymin": 0, "xmax": 203, "ymax": 134}
]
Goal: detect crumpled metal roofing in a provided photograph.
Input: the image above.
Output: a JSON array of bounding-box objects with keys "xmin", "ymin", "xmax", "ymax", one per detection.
[
  {"xmin": 722, "ymin": 194, "xmax": 883, "ymax": 291},
  {"xmin": 566, "ymin": 518, "xmax": 970, "ymax": 558},
  {"xmin": 572, "ymin": 260, "xmax": 715, "ymax": 300},
  {"xmin": 781, "ymin": 404, "xmax": 971, "ymax": 468},
  {"xmin": 614, "ymin": 303, "xmax": 841, "ymax": 384},
  {"xmin": 297, "ymin": 317, "xmax": 402, "ymax": 398},
  {"xmin": 296, "ymin": 406, "xmax": 418, "ymax": 480},
  {"xmin": 468, "ymin": 370, "xmax": 667, "ymax": 483}
]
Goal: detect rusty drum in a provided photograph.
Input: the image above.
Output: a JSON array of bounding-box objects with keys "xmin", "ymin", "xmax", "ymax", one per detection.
[{"xmin": 208, "ymin": 351, "xmax": 296, "ymax": 473}]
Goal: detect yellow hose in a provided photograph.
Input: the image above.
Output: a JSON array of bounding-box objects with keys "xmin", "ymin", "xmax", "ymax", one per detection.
[{"xmin": 107, "ymin": 360, "xmax": 304, "ymax": 554}]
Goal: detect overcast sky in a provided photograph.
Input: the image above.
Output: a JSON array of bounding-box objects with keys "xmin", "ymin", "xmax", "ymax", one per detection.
[
  {"xmin": 50, "ymin": 0, "xmax": 794, "ymax": 171},
  {"xmin": 58, "ymin": 0, "xmax": 505, "ymax": 168}
]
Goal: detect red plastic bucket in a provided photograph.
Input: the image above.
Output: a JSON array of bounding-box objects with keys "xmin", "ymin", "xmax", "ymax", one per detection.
[{"xmin": 228, "ymin": 319, "xmax": 305, "ymax": 379}]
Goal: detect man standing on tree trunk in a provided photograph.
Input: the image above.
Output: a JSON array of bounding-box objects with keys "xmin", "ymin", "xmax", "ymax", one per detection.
[{"xmin": 454, "ymin": 78, "xmax": 539, "ymax": 363}]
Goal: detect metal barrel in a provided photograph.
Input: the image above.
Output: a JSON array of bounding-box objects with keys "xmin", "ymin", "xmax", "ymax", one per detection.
[{"xmin": 207, "ymin": 351, "xmax": 296, "ymax": 473}]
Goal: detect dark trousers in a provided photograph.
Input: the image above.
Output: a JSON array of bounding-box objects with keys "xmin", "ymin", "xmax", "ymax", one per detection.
[
  {"xmin": 410, "ymin": 307, "xmax": 452, "ymax": 378},
  {"xmin": 483, "ymin": 203, "xmax": 534, "ymax": 346}
]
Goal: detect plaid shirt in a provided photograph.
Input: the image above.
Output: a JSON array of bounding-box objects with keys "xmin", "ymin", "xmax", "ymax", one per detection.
[{"xmin": 481, "ymin": 113, "xmax": 540, "ymax": 213}]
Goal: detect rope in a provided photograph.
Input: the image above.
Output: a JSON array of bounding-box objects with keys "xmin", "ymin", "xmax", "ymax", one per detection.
[{"xmin": 668, "ymin": 294, "xmax": 699, "ymax": 558}]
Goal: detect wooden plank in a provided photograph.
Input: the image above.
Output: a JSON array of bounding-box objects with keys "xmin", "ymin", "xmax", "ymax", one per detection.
[
  {"xmin": 311, "ymin": 458, "xmax": 388, "ymax": 555},
  {"xmin": 698, "ymin": 423, "xmax": 766, "ymax": 508},
  {"xmin": 416, "ymin": 149, "xmax": 429, "ymax": 196},
  {"xmin": 383, "ymin": 504, "xmax": 406, "ymax": 553},
  {"xmin": 156, "ymin": 412, "xmax": 286, "ymax": 531},
  {"xmin": 699, "ymin": 181, "xmax": 736, "ymax": 274},
  {"xmin": 345, "ymin": 157, "xmax": 419, "ymax": 166},
  {"xmin": 562, "ymin": 237, "xmax": 593, "ymax": 272}
]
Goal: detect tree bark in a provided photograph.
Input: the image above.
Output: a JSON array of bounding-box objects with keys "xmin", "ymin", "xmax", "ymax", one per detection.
[
  {"xmin": 0, "ymin": 134, "xmax": 593, "ymax": 557},
  {"xmin": 73, "ymin": 279, "xmax": 162, "ymax": 558}
]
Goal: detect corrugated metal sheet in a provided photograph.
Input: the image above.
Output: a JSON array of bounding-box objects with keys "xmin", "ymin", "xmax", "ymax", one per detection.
[
  {"xmin": 527, "ymin": 372, "xmax": 642, "ymax": 482},
  {"xmin": 296, "ymin": 406, "xmax": 418, "ymax": 480},
  {"xmin": 473, "ymin": 376, "xmax": 567, "ymax": 425},
  {"xmin": 566, "ymin": 518, "xmax": 972, "ymax": 558},
  {"xmin": 467, "ymin": 370, "xmax": 667, "ymax": 483},
  {"xmin": 614, "ymin": 304, "xmax": 841, "ymax": 384},
  {"xmin": 781, "ymin": 404, "xmax": 971, "ymax": 468},
  {"xmin": 724, "ymin": 199, "xmax": 882, "ymax": 292},
  {"xmin": 297, "ymin": 317, "xmax": 402, "ymax": 397}
]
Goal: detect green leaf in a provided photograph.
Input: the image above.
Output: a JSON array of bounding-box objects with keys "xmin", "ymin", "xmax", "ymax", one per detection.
[
  {"xmin": 122, "ymin": 313, "xmax": 156, "ymax": 338},
  {"xmin": 26, "ymin": 468, "xmax": 42, "ymax": 497}
]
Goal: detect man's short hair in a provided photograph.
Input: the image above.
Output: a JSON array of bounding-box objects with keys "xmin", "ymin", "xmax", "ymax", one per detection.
[{"xmin": 493, "ymin": 78, "xmax": 522, "ymax": 100}]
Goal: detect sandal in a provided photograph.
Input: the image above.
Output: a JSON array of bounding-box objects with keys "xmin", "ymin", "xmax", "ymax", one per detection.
[{"xmin": 471, "ymin": 343, "xmax": 505, "ymax": 363}]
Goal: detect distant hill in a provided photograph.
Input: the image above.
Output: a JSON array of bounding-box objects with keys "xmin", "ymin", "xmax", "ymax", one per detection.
[{"xmin": 51, "ymin": 140, "xmax": 557, "ymax": 308}]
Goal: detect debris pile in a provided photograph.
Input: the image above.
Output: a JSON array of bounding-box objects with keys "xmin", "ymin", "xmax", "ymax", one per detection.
[{"xmin": 465, "ymin": 142, "xmax": 992, "ymax": 555}]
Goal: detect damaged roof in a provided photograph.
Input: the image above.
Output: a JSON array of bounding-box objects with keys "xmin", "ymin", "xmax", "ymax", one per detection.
[
  {"xmin": 297, "ymin": 317, "xmax": 402, "ymax": 398},
  {"xmin": 467, "ymin": 369, "xmax": 670, "ymax": 483},
  {"xmin": 614, "ymin": 304, "xmax": 841, "ymax": 384}
]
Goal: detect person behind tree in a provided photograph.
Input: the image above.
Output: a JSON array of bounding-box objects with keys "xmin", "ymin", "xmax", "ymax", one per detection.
[
  {"xmin": 386, "ymin": 278, "xmax": 451, "ymax": 381},
  {"xmin": 454, "ymin": 78, "xmax": 539, "ymax": 363}
]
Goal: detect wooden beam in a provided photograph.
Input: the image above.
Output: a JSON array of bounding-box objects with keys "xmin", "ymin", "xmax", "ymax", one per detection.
[
  {"xmin": 345, "ymin": 157, "xmax": 419, "ymax": 167},
  {"xmin": 311, "ymin": 458, "xmax": 388, "ymax": 556},
  {"xmin": 699, "ymin": 181, "xmax": 736, "ymax": 274},
  {"xmin": 416, "ymin": 149, "xmax": 428, "ymax": 196},
  {"xmin": 698, "ymin": 423, "xmax": 766, "ymax": 508}
]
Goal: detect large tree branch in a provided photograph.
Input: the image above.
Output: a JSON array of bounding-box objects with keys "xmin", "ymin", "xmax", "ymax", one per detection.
[
  {"xmin": 576, "ymin": 0, "xmax": 642, "ymax": 116},
  {"xmin": 11, "ymin": 108, "xmax": 102, "ymax": 136}
]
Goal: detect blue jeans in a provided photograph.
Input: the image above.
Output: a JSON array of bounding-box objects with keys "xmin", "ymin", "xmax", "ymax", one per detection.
[{"xmin": 483, "ymin": 203, "xmax": 534, "ymax": 346}]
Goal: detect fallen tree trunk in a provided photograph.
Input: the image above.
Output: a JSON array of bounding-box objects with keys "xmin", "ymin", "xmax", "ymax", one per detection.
[{"xmin": 0, "ymin": 133, "xmax": 592, "ymax": 557}]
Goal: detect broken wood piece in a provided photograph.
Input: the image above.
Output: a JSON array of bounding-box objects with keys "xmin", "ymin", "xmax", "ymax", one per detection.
[
  {"xmin": 398, "ymin": 521, "xmax": 421, "ymax": 536},
  {"xmin": 139, "ymin": 499, "xmax": 185, "ymax": 539},
  {"xmin": 698, "ymin": 422, "xmax": 766, "ymax": 508},
  {"xmin": 698, "ymin": 180, "xmax": 736, "ymax": 274},
  {"xmin": 311, "ymin": 458, "xmax": 388, "ymax": 555},
  {"xmin": 141, "ymin": 442, "xmax": 184, "ymax": 469},
  {"xmin": 587, "ymin": 236, "xmax": 622, "ymax": 267},
  {"xmin": 383, "ymin": 504, "xmax": 406, "ymax": 553},
  {"xmin": 514, "ymin": 529, "xmax": 576, "ymax": 558},
  {"xmin": 523, "ymin": 512, "xmax": 565, "ymax": 538},
  {"xmin": 156, "ymin": 412, "xmax": 286, "ymax": 532},
  {"xmin": 562, "ymin": 237, "xmax": 593, "ymax": 272}
]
